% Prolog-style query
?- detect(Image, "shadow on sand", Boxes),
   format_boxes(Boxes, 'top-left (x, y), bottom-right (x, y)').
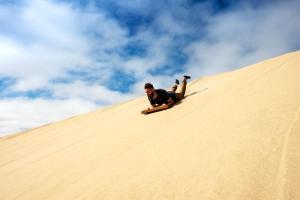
top-left (175, 87), bottom-right (208, 105)
top-left (186, 87), bottom-right (208, 98)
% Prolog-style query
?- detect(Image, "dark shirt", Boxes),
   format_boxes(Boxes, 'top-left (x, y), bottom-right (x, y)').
top-left (148, 89), bottom-right (177, 106)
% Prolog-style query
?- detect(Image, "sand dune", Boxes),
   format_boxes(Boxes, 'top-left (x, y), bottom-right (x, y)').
top-left (0, 51), bottom-right (300, 200)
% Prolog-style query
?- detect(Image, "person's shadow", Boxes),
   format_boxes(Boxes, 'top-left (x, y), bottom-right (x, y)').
top-left (186, 87), bottom-right (208, 97)
top-left (175, 87), bottom-right (208, 105)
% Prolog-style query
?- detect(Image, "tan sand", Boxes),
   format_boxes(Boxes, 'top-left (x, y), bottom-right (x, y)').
top-left (0, 51), bottom-right (299, 200)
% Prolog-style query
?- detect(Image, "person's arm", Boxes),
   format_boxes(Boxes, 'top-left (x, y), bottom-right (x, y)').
top-left (154, 97), bottom-right (174, 110)
top-left (141, 104), bottom-right (169, 114)
top-left (142, 99), bottom-right (170, 114)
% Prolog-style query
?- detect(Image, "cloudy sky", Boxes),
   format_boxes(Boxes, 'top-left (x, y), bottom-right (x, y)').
top-left (0, 0), bottom-right (299, 136)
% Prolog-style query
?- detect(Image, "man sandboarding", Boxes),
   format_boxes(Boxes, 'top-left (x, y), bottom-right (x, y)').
top-left (141, 75), bottom-right (191, 114)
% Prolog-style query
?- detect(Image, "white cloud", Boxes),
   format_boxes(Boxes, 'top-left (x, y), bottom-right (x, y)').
top-left (185, 0), bottom-right (300, 76)
top-left (49, 80), bottom-right (134, 105)
top-left (0, 0), bottom-right (128, 87)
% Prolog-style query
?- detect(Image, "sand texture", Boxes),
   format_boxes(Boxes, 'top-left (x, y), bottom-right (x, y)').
top-left (1, 51), bottom-right (300, 200)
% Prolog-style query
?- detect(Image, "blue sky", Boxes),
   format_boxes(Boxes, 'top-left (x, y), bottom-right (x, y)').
top-left (0, 0), bottom-right (299, 135)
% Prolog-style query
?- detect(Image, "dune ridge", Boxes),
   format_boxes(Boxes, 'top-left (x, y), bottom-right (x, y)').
top-left (0, 51), bottom-right (300, 200)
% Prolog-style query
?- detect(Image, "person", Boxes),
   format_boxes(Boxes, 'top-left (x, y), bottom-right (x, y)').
top-left (144, 75), bottom-right (191, 109)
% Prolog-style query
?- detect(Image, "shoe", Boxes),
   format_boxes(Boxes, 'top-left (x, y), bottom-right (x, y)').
top-left (183, 75), bottom-right (191, 80)
top-left (175, 79), bottom-right (179, 85)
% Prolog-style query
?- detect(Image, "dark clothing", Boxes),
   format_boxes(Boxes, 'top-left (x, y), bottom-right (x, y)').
top-left (148, 89), bottom-right (177, 106)
top-left (168, 91), bottom-right (177, 102)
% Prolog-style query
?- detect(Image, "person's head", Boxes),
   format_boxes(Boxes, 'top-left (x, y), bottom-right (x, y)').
top-left (144, 82), bottom-right (155, 97)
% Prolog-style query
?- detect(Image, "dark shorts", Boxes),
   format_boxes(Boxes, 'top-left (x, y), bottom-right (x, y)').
top-left (168, 91), bottom-right (177, 102)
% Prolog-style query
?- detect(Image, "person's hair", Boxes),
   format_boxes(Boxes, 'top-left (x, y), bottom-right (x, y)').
top-left (144, 82), bottom-right (154, 89)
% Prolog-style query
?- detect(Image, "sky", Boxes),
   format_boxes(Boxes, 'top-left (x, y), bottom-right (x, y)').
top-left (0, 0), bottom-right (299, 136)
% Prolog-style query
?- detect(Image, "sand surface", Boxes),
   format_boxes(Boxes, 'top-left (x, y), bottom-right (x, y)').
top-left (0, 51), bottom-right (300, 200)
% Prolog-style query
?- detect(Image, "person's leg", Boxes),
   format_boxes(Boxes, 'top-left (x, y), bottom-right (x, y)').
top-left (171, 85), bottom-right (177, 92)
top-left (175, 80), bottom-right (186, 101)
top-left (175, 76), bottom-right (190, 101)
top-left (170, 79), bottom-right (179, 92)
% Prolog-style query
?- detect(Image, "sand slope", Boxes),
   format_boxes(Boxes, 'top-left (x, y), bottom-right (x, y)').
top-left (0, 51), bottom-right (300, 200)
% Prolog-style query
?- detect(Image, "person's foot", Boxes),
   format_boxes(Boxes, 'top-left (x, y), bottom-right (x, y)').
top-left (183, 75), bottom-right (191, 80)
top-left (175, 79), bottom-right (179, 85)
